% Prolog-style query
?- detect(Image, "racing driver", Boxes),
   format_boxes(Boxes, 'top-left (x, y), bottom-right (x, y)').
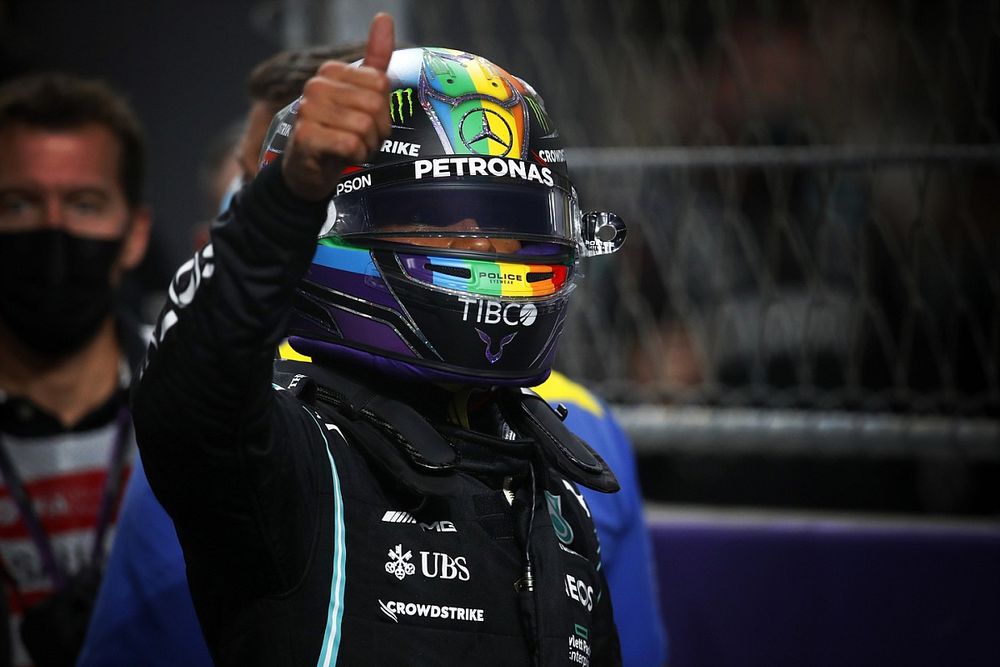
top-left (132, 13), bottom-right (627, 666)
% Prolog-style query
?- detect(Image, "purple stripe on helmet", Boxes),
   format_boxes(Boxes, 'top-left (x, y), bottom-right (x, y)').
top-left (305, 263), bottom-right (400, 311)
top-left (326, 310), bottom-right (417, 357)
top-left (288, 337), bottom-right (552, 387)
top-left (396, 254), bottom-right (436, 283)
top-left (516, 243), bottom-right (565, 256)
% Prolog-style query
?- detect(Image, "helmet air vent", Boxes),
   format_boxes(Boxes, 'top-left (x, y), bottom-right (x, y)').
top-left (425, 262), bottom-right (472, 279)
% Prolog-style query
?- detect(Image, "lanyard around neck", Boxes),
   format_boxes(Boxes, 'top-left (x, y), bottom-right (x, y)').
top-left (0, 405), bottom-right (132, 590)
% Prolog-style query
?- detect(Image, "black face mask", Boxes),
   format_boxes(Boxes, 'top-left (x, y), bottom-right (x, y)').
top-left (0, 229), bottom-right (123, 360)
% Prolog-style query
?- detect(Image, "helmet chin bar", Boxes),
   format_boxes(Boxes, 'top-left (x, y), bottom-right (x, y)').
top-left (288, 336), bottom-right (555, 387)
top-left (579, 211), bottom-right (627, 257)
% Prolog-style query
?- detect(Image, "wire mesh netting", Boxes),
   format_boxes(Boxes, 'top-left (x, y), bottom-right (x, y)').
top-left (563, 155), bottom-right (999, 418)
top-left (407, 0), bottom-right (1000, 429)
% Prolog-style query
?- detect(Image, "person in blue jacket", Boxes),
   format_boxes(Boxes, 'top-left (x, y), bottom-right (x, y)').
top-left (78, 44), bottom-right (667, 667)
top-left (535, 372), bottom-right (668, 667)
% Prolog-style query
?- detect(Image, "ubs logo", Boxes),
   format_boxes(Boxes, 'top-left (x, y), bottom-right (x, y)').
top-left (421, 551), bottom-right (470, 581)
top-left (385, 544), bottom-right (416, 580)
top-left (459, 108), bottom-right (514, 156)
top-left (384, 544), bottom-right (471, 582)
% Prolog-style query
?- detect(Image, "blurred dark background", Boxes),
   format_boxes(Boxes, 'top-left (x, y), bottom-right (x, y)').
top-left (2, 0), bottom-right (997, 517)
top-left (3, 3), bottom-right (997, 664)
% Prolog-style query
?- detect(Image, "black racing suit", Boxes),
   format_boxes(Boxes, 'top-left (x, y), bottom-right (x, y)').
top-left (132, 161), bottom-right (622, 667)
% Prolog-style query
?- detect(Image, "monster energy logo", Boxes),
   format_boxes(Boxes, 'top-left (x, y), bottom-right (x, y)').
top-left (525, 95), bottom-right (554, 133)
top-left (391, 88), bottom-right (415, 123)
top-left (545, 491), bottom-right (575, 545)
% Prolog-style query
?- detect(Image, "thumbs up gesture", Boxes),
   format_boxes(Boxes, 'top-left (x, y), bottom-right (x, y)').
top-left (282, 13), bottom-right (395, 201)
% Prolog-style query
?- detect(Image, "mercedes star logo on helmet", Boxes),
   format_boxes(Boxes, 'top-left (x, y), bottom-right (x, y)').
top-left (459, 108), bottom-right (514, 156)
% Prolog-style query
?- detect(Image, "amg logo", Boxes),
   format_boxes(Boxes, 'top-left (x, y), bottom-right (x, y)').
top-left (381, 511), bottom-right (457, 533)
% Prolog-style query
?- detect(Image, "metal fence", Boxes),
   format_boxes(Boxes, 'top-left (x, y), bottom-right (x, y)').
top-left (313, 0), bottom-right (1000, 461)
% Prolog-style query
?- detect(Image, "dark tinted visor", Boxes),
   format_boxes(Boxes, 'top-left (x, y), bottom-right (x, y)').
top-left (325, 162), bottom-right (578, 245)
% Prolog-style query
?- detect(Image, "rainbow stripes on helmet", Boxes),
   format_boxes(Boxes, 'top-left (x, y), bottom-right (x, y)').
top-left (313, 238), bottom-right (569, 298)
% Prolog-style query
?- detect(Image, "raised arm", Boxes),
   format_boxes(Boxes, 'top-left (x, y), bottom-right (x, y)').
top-left (130, 11), bottom-right (394, 570)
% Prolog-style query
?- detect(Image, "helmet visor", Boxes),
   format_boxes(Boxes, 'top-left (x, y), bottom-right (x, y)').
top-left (324, 160), bottom-right (578, 247)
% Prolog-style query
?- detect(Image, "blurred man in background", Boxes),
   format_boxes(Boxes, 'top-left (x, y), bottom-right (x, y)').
top-left (0, 72), bottom-right (149, 667)
top-left (77, 43), bottom-right (364, 667)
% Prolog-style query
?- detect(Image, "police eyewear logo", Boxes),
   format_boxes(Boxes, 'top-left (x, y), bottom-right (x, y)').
top-left (459, 108), bottom-right (514, 156)
top-left (479, 270), bottom-right (523, 286)
top-left (384, 544), bottom-right (470, 582)
top-left (379, 599), bottom-right (485, 624)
